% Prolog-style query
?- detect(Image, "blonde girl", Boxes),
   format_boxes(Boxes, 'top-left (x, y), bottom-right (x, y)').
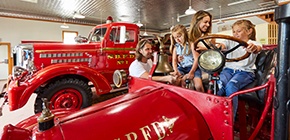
top-left (217, 19), bottom-right (262, 118)
top-left (170, 24), bottom-right (204, 92)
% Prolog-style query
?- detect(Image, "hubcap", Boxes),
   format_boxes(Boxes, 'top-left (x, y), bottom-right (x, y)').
top-left (50, 88), bottom-right (83, 109)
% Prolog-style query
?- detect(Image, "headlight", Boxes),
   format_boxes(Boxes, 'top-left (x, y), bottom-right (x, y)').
top-left (12, 66), bottom-right (28, 80)
top-left (113, 70), bottom-right (127, 88)
top-left (198, 50), bottom-right (225, 73)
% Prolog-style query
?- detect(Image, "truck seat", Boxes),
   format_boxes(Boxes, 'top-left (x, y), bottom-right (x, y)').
top-left (238, 49), bottom-right (277, 104)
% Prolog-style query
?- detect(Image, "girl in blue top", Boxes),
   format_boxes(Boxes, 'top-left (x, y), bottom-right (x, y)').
top-left (170, 24), bottom-right (204, 92)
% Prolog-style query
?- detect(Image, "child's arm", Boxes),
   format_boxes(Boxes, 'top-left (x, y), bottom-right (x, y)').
top-left (187, 43), bottom-right (200, 79)
top-left (171, 47), bottom-right (181, 75)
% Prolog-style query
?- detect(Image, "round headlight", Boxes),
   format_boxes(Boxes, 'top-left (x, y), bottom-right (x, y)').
top-left (113, 70), bottom-right (127, 88)
top-left (198, 50), bottom-right (225, 73)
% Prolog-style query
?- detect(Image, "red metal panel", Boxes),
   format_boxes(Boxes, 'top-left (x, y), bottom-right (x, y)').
top-left (52, 87), bottom-right (212, 140)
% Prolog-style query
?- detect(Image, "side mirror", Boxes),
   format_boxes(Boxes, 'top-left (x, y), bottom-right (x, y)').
top-left (75, 35), bottom-right (88, 43)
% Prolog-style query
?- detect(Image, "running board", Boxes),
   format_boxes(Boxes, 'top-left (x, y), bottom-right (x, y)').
top-left (109, 86), bottom-right (128, 93)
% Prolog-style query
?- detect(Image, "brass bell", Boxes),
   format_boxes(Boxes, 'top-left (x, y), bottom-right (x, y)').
top-left (155, 53), bottom-right (173, 73)
top-left (154, 35), bottom-right (173, 73)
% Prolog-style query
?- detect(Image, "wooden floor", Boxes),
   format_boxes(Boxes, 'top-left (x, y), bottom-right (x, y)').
top-left (0, 79), bottom-right (35, 130)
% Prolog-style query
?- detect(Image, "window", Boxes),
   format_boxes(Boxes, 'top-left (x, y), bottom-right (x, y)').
top-left (110, 27), bottom-right (135, 43)
top-left (90, 28), bottom-right (107, 42)
top-left (125, 30), bottom-right (135, 42)
top-left (62, 31), bottom-right (78, 44)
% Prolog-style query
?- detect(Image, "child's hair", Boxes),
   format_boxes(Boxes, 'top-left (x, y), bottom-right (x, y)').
top-left (188, 10), bottom-right (212, 43)
top-left (232, 19), bottom-right (256, 41)
top-left (170, 24), bottom-right (191, 55)
top-left (135, 39), bottom-right (152, 61)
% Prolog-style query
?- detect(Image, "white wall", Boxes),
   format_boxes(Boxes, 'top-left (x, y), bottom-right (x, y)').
top-left (256, 23), bottom-right (269, 44)
top-left (213, 19), bottom-right (269, 45)
top-left (0, 17), bottom-right (95, 78)
top-left (0, 17), bottom-right (94, 48)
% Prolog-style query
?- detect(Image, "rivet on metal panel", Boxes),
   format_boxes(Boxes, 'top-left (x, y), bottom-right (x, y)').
top-left (224, 120), bottom-right (229, 125)
top-left (214, 98), bottom-right (219, 104)
top-left (223, 110), bottom-right (229, 115)
top-left (206, 96), bottom-right (212, 102)
top-left (224, 101), bottom-right (228, 106)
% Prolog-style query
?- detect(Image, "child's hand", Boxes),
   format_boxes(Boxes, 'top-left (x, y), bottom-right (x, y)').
top-left (170, 71), bottom-right (180, 76)
top-left (184, 73), bottom-right (195, 80)
top-left (177, 55), bottom-right (184, 63)
top-left (246, 43), bottom-right (260, 53)
top-left (167, 75), bottom-right (177, 84)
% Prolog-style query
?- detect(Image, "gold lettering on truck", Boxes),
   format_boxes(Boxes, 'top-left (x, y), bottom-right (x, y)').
top-left (117, 60), bottom-right (129, 65)
top-left (115, 54), bottom-right (121, 59)
top-left (108, 54), bottom-right (114, 59)
top-left (151, 122), bottom-right (166, 139)
top-left (140, 125), bottom-right (152, 140)
top-left (107, 54), bottom-right (135, 59)
top-left (125, 132), bottom-right (137, 140)
top-left (107, 54), bottom-right (135, 65)
top-left (115, 116), bottom-right (176, 140)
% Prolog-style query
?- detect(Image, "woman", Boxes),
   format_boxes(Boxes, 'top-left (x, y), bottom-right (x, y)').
top-left (174, 10), bottom-right (213, 91)
top-left (188, 10), bottom-right (213, 51)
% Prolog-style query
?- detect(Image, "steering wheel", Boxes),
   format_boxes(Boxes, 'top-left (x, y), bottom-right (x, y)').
top-left (193, 34), bottom-right (250, 62)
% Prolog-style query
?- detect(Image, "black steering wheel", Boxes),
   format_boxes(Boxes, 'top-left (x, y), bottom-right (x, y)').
top-left (193, 34), bottom-right (250, 62)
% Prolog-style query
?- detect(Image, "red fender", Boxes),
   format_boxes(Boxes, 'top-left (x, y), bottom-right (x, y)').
top-left (1, 124), bottom-right (32, 140)
top-left (8, 64), bottom-right (111, 111)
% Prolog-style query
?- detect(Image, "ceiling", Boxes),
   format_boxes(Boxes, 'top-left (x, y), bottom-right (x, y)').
top-left (0, 0), bottom-right (277, 32)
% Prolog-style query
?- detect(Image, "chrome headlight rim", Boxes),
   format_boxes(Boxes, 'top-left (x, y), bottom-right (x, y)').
top-left (198, 50), bottom-right (225, 74)
top-left (113, 70), bottom-right (127, 88)
top-left (12, 66), bottom-right (28, 80)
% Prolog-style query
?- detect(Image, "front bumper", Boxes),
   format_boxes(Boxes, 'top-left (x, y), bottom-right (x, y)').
top-left (0, 75), bottom-right (29, 112)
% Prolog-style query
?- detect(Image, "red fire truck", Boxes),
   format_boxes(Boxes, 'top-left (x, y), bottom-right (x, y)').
top-left (0, 33), bottom-right (278, 139)
top-left (1, 2), bottom-right (290, 140)
top-left (0, 21), bottom-right (139, 113)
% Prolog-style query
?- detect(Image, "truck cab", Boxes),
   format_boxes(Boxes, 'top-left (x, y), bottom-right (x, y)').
top-left (1, 21), bottom-right (139, 113)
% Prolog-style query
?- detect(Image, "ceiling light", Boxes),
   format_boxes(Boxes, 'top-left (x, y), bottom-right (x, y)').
top-left (60, 23), bottom-right (69, 28)
top-left (136, 9), bottom-right (143, 27)
top-left (177, 14), bottom-right (180, 22)
top-left (258, 1), bottom-right (276, 7)
top-left (185, 0), bottom-right (196, 15)
top-left (185, 6), bottom-right (196, 15)
top-left (143, 24), bottom-right (148, 36)
top-left (228, 0), bottom-right (252, 6)
top-left (205, 8), bottom-right (213, 11)
top-left (73, 12), bottom-right (85, 19)
top-left (21, 0), bottom-right (38, 3)
top-left (217, 6), bottom-right (224, 25)
top-left (136, 20), bottom-right (143, 27)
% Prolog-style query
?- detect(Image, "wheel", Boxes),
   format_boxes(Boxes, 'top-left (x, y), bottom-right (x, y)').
top-left (34, 78), bottom-right (92, 113)
top-left (194, 34), bottom-right (250, 62)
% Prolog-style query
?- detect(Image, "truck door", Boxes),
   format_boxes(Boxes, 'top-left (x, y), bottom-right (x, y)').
top-left (104, 26), bottom-right (136, 82)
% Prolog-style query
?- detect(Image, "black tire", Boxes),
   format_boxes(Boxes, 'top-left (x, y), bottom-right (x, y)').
top-left (34, 78), bottom-right (92, 113)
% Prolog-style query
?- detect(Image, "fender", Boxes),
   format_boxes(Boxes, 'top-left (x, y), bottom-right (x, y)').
top-left (15, 64), bottom-right (111, 110)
